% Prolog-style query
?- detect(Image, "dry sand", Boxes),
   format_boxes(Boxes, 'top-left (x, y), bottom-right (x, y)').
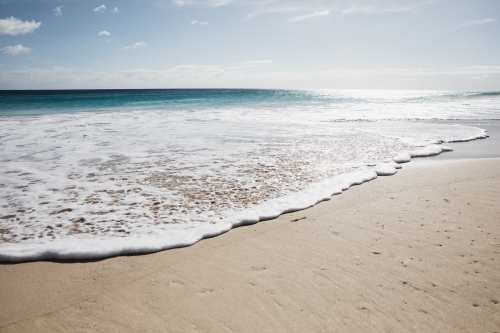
top-left (1, 158), bottom-right (499, 332)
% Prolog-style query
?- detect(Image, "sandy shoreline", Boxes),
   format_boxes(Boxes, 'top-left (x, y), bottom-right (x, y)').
top-left (1, 158), bottom-right (499, 332)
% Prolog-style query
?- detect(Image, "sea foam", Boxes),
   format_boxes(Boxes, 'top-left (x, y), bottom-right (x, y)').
top-left (0, 90), bottom-right (494, 262)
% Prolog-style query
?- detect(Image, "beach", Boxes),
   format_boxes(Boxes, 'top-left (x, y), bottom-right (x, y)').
top-left (1, 156), bottom-right (499, 332)
top-left (1, 0), bottom-right (499, 330)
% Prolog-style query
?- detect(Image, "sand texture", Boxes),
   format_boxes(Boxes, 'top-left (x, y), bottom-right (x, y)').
top-left (1, 158), bottom-right (499, 332)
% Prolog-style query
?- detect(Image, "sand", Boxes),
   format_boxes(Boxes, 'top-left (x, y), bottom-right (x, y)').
top-left (1, 158), bottom-right (499, 332)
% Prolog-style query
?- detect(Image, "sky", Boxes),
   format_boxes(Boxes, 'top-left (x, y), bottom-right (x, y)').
top-left (0, 0), bottom-right (499, 90)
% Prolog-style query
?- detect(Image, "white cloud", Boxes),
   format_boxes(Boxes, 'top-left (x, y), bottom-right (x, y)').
top-left (0, 17), bottom-right (41, 35)
top-left (2, 65), bottom-right (500, 90)
top-left (54, 6), bottom-right (64, 16)
top-left (173, 0), bottom-right (232, 7)
top-left (98, 30), bottom-right (110, 36)
top-left (111, 7), bottom-right (119, 13)
top-left (384, 7), bottom-right (414, 13)
top-left (174, 0), bottom-right (193, 5)
top-left (339, 4), bottom-right (413, 16)
top-left (456, 19), bottom-right (497, 28)
top-left (93, 5), bottom-right (107, 12)
top-left (143, 64), bottom-right (491, 90)
top-left (208, 0), bottom-right (232, 6)
top-left (191, 20), bottom-right (209, 25)
top-left (287, 10), bottom-right (329, 23)
top-left (246, 5), bottom-right (302, 20)
top-left (230, 60), bottom-right (274, 69)
top-left (124, 42), bottom-right (147, 50)
top-left (238, 60), bottom-right (274, 65)
top-left (469, 74), bottom-right (490, 80)
top-left (1, 44), bottom-right (32, 56)
top-left (340, 4), bottom-right (376, 16)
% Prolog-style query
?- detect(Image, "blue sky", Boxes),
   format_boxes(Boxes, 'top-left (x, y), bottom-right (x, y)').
top-left (0, 0), bottom-right (499, 89)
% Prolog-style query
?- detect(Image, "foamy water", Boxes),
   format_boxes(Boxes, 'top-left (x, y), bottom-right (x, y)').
top-left (0, 90), bottom-right (496, 261)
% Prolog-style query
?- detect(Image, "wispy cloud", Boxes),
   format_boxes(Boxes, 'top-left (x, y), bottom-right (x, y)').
top-left (54, 6), bottom-right (64, 16)
top-left (208, 0), bottom-right (232, 6)
top-left (173, 0), bottom-right (232, 7)
top-left (237, 60), bottom-right (274, 65)
top-left (3, 65), bottom-right (500, 90)
top-left (456, 18), bottom-right (496, 28)
top-left (246, 5), bottom-right (302, 20)
top-left (191, 20), bottom-right (209, 25)
top-left (110, 7), bottom-right (119, 13)
top-left (93, 4), bottom-right (107, 12)
top-left (1, 44), bottom-right (32, 56)
top-left (287, 10), bottom-right (329, 23)
top-left (173, 0), bottom-right (193, 5)
top-left (124, 42), bottom-right (147, 50)
top-left (385, 7), bottom-right (414, 13)
top-left (229, 59), bottom-right (274, 69)
top-left (340, 4), bottom-right (414, 16)
top-left (98, 30), bottom-right (110, 36)
top-left (0, 17), bottom-right (41, 35)
top-left (340, 4), bottom-right (376, 16)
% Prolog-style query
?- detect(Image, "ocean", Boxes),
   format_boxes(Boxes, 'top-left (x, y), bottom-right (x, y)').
top-left (0, 89), bottom-right (498, 262)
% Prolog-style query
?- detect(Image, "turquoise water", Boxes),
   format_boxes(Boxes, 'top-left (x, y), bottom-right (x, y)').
top-left (1, 89), bottom-right (499, 116)
top-left (1, 89), bottom-right (312, 115)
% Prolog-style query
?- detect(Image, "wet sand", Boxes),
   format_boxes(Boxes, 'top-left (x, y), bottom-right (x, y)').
top-left (432, 119), bottom-right (500, 160)
top-left (1, 158), bottom-right (499, 332)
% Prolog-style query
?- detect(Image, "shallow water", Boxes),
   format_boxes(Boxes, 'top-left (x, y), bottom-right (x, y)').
top-left (0, 89), bottom-right (498, 261)
top-left (427, 120), bottom-right (500, 160)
